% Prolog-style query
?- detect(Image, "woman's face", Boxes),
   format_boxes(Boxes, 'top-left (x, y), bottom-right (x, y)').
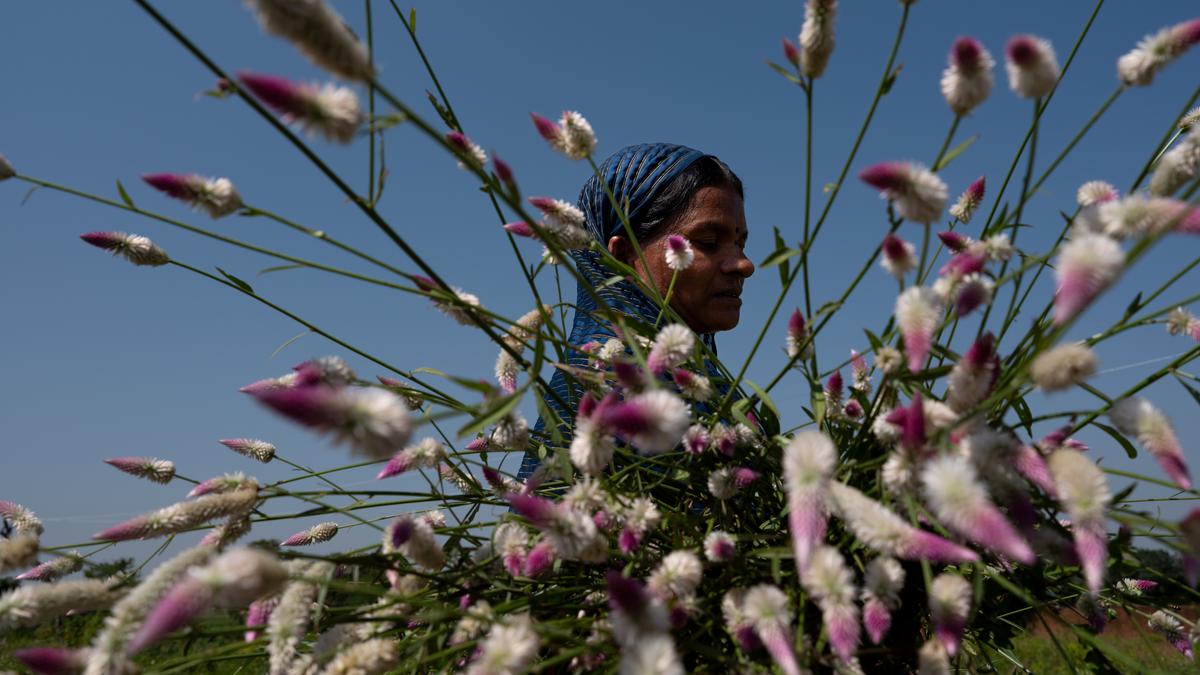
top-left (610, 185), bottom-right (755, 334)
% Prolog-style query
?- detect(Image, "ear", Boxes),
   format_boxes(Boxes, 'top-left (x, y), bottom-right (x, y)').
top-left (607, 235), bottom-right (631, 264)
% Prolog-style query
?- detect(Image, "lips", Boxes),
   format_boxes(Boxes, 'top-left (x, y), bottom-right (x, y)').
top-left (713, 289), bottom-right (743, 302)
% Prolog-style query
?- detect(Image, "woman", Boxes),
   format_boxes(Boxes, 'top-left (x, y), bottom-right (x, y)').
top-left (518, 143), bottom-right (755, 479)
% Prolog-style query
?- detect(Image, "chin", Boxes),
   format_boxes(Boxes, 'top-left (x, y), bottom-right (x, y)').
top-left (699, 312), bottom-right (740, 333)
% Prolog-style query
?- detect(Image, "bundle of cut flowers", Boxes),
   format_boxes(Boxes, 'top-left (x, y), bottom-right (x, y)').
top-left (4, 1), bottom-right (1200, 673)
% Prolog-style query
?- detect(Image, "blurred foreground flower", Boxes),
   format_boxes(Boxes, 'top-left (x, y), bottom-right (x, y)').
top-left (860, 161), bottom-right (948, 224)
top-left (1117, 17), bottom-right (1200, 86)
top-left (141, 173), bottom-right (242, 218)
top-left (244, 0), bottom-right (374, 81)
top-left (239, 72), bottom-right (362, 143)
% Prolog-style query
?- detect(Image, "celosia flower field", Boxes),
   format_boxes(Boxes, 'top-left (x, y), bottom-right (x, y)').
top-left (3, 1), bottom-right (1200, 673)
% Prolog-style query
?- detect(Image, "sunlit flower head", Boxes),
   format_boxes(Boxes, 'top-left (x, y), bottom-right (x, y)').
top-left (1048, 449), bottom-right (1111, 593)
top-left (799, 0), bottom-right (838, 78)
top-left (828, 482), bottom-right (979, 564)
top-left (1117, 18), bottom-right (1200, 86)
top-left (948, 176), bottom-right (986, 223)
top-left (786, 309), bottom-right (814, 361)
top-left (93, 485), bottom-right (258, 542)
top-left (664, 234), bottom-right (695, 272)
top-left (647, 323), bottom-right (695, 376)
top-left (861, 557), bottom-right (904, 644)
top-left (742, 584), bottom-right (802, 675)
top-left (445, 131), bottom-right (487, 170)
top-left (1147, 610), bottom-right (1195, 660)
top-left (467, 613), bottom-right (539, 675)
top-left (941, 38), bottom-right (995, 115)
top-left (859, 161), bottom-right (948, 224)
top-left (1030, 342), bottom-right (1098, 392)
top-left (648, 550), bottom-right (703, 601)
top-left (1005, 34), bottom-right (1059, 99)
top-left (704, 531), bottom-right (736, 562)
top-left (602, 389), bottom-right (690, 455)
top-left (248, 384), bottom-right (411, 460)
top-left (15, 552), bottom-right (83, 583)
top-left (413, 275), bottom-right (483, 326)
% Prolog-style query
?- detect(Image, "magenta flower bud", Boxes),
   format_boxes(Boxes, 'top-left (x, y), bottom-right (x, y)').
top-left (785, 308), bottom-right (813, 360)
top-left (244, 597), bottom-right (276, 642)
top-left (611, 359), bottom-right (644, 390)
top-left (389, 517), bottom-right (413, 549)
top-left (938, 231), bottom-right (969, 252)
top-left (445, 131), bottom-right (470, 151)
top-left (881, 233), bottom-right (917, 278)
top-left (941, 250), bottom-right (986, 278)
top-left (141, 173), bottom-right (242, 219)
top-left (507, 493), bottom-right (558, 529)
top-left (619, 526), bottom-right (642, 555)
top-left (826, 604), bottom-right (860, 663)
top-left (1014, 445), bottom-right (1058, 497)
top-left (530, 112), bottom-right (562, 142)
top-left (782, 37), bottom-right (800, 66)
top-left (952, 36), bottom-right (983, 68)
top-left (733, 467), bottom-right (762, 488)
top-left (459, 593), bottom-right (474, 610)
top-left (843, 399), bottom-right (864, 419)
top-left (523, 540), bottom-right (556, 577)
top-left (503, 220), bottom-right (536, 238)
top-left (890, 395), bottom-right (926, 452)
top-left (13, 647), bottom-right (88, 675)
top-left (826, 371), bottom-right (843, 399)
top-left (492, 155), bottom-right (515, 186)
top-left (237, 72), bottom-right (361, 144)
top-left (502, 549), bottom-right (525, 577)
top-left (482, 467), bottom-right (513, 495)
top-left (464, 437), bottom-right (490, 452)
top-left (281, 522), bottom-right (338, 547)
top-left (735, 625), bottom-right (764, 652)
top-left (129, 578), bottom-right (214, 653)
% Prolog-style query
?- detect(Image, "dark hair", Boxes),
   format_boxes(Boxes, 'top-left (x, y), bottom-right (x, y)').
top-left (631, 155), bottom-right (743, 242)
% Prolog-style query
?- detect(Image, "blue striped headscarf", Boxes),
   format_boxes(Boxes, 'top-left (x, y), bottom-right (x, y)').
top-left (517, 143), bottom-right (720, 479)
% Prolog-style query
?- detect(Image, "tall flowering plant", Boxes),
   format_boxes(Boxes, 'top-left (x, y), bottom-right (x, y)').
top-left (3, 1), bottom-right (1200, 673)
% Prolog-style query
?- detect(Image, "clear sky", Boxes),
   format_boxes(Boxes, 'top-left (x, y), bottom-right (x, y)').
top-left (2, 1), bottom-right (1198, 560)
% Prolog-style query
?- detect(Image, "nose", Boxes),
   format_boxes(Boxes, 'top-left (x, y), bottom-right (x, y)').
top-left (723, 250), bottom-right (755, 278)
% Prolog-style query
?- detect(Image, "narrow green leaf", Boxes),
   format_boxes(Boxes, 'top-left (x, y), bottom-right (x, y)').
top-left (822, 182), bottom-right (838, 193)
top-left (863, 329), bottom-right (883, 353)
top-left (1092, 421), bottom-right (1138, 459)
top-left (458, 393), bottom-right (521, 437)
top-left (1011, 397), bottom-right (1034, 436)
top-left (744, 380), bottom-right (781, 436)
top-left (257, 264), bottom-right (304, 277)
top-left (216, 267), bottom-right (254, 294)
top-left (1175, 374), bottom-right (1200, 409)
top-left (811, 390), bottom-right (827, 427)
top-left (765, 61), bottom-right (802, 85)
top-left (879, 64), bottom-right (903, 95)
top-left (772, 226), bottom-right (790, 288)
top-left (408, 6), bottom-right (416, 31)
top-left (270, 330), bottom-right (310, 359)
top-left (116, 180), bottom-right (135, 208)
top-left (934, 133), bottom-right (980, 171)
top-left (759, 247), bottom-right (801, 270)
top-left (1122, 292), bottom-right (1143, 319)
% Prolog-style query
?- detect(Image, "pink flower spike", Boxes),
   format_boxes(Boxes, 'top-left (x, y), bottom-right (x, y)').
top-left (281, 521), bottom-right (338, 547)
top-left (929, 574), bottom-right (971, 657)
top-left (502, 220), bottom-right (535, 238)
top-left (863, 598), bottom-right (891, 645)
top-left (1014, 445), bottom-right (1058, 497)
top-left (507, 493), bottom-right (558, 529)
top-left (244, 597), bottom-right (276, 643)
top-left (237, 72), bottom-right (361, 144)
top-left (13, 647), bottom-right (88, 675)
top-left (896, 287), bottom-right (944, 372)
top-left (922, 455), bottom-right (1034, 564)
top-left (619, 526), bottom-right (642, 555)
top-left (80, 231), bottom-right (170, 267)
top-left (843, 399), bottom-right (864, 419)
top-left (1054, 234), bottom-right (1124, 324)
top-left (825, 604), bottom-right (860, 663)
top-left (782, 38), bottom-right (800, 66)
top-left (523, 540), bottom-right (556, 578)
top-left (219, 438), bottom-right (276, 463)
top-left (880, 233), bottom-right (917, 278)
top-left (104, 456), bottom-right (176, 484)
top-left (1006, 34), bottom-right (1059, 99)
top-left (1110, 397), bottom-right (1192, 490)
top-left (129, 578), bottom-right (214, 653)
top-left (734, 467), bottom-right (762, 488)
top-left (782, 432), bottom-right (836, 572)
top-left (141, 173), bottom-right (242, 219)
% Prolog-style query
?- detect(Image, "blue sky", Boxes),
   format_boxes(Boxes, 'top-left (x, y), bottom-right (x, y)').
top-left (2, 1), bottom-right (1198, 559)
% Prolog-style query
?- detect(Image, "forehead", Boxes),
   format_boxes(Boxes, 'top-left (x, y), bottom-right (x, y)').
top-left (673, 186), bottom-right (747, 235)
